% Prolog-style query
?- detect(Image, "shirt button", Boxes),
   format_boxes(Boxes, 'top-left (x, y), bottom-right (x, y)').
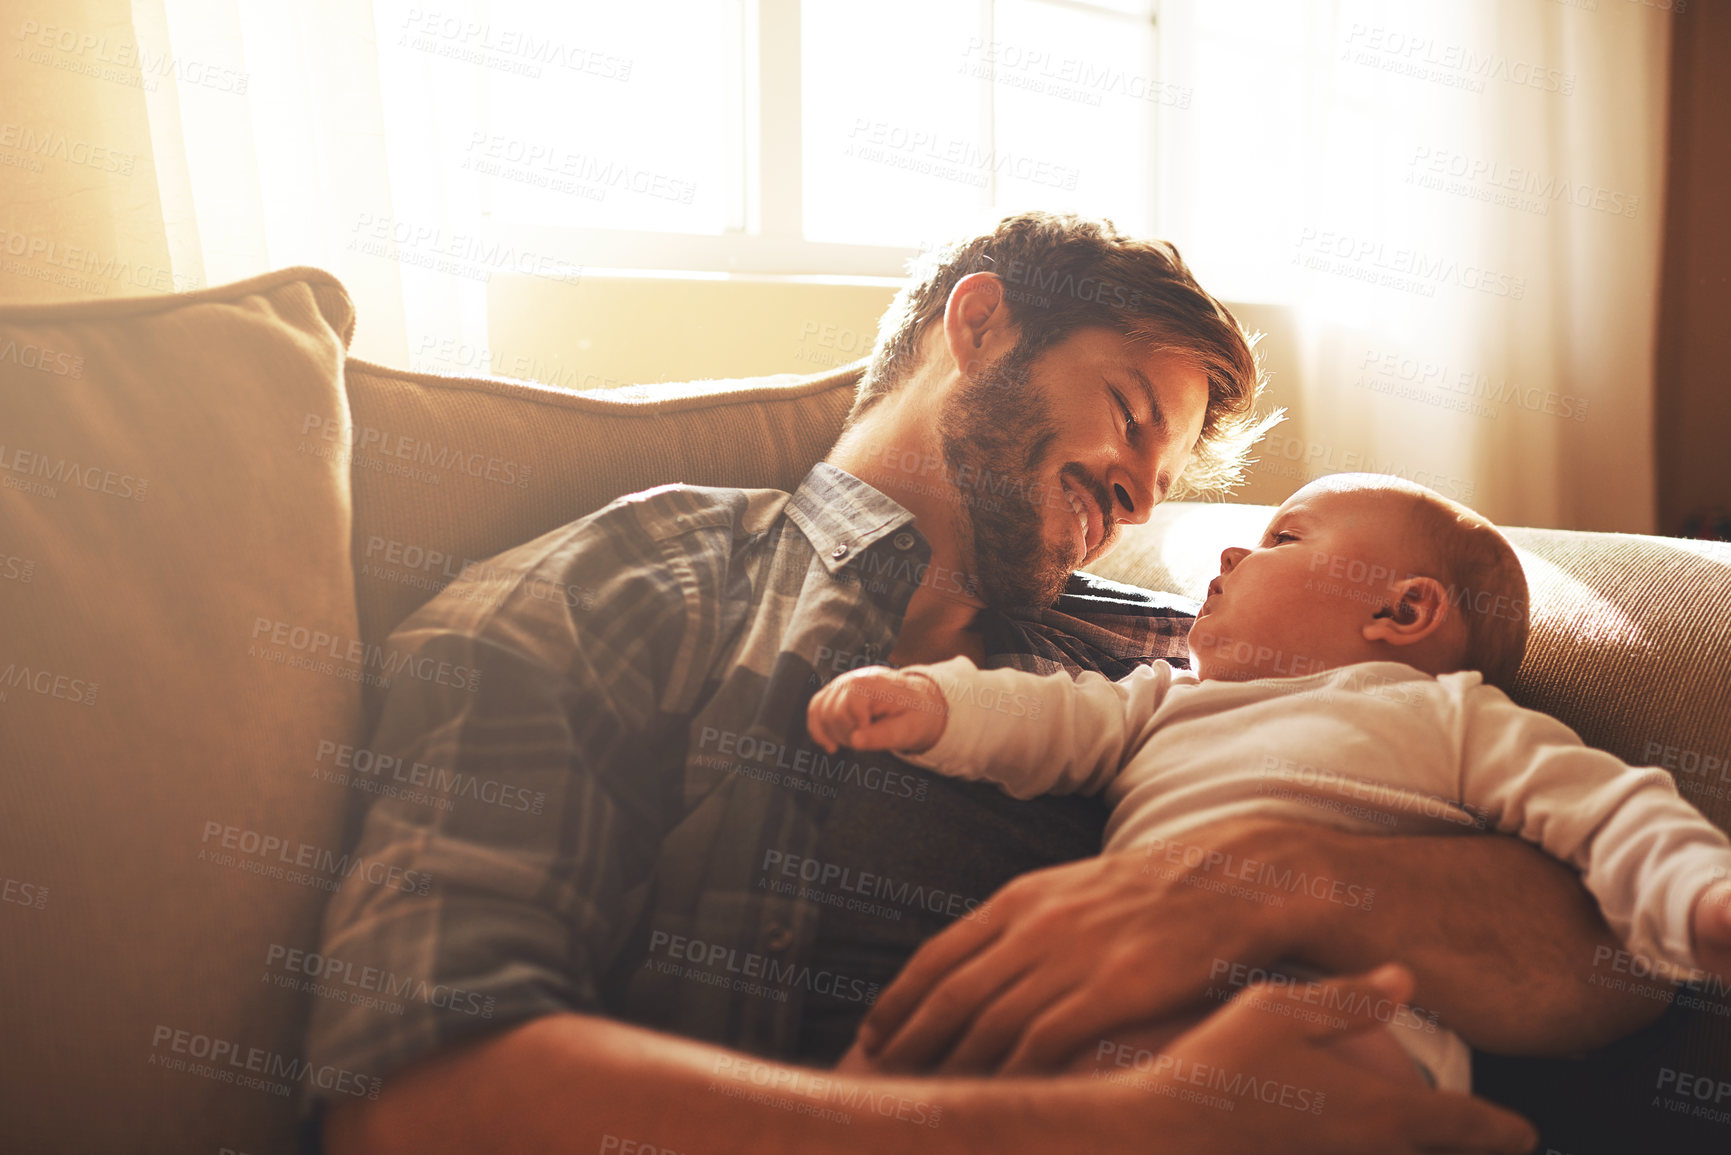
top-left (831, 544), bottom-right (849, 560)
top-left (892, 531), bottom-right (916, 551)
top-left (766, 924), bottom-right (795, 952)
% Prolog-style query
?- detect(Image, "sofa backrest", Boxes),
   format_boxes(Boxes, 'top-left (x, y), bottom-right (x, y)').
top-left (342, 357), bottom-right (862, 725)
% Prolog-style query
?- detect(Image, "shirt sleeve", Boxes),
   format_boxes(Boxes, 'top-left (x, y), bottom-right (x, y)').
top-left (897, 655), bottom-right (1178, 801)
top-left (1457, 681), bottom-right (1731, 970)
top-left (301, 497), bottom-right (702, 1106)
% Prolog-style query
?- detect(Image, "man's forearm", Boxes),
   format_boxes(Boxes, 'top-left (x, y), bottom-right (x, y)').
top-left (1266, 823), bottom-right (1668, 1054)
top-left (324, 1013), bottom-right (1168, 1155)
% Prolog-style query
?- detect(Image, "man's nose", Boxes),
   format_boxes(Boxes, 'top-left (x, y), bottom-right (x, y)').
top-left (1219, 546), bottom-right (1250, 574)
top-left (1106, 468), bottom-right (1156, 526)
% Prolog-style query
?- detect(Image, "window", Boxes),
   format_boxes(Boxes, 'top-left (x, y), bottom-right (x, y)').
top-left (372, 0), bottom-right (1163, 278)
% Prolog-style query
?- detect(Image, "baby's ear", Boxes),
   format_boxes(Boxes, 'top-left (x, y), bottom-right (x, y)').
top-left (1362, 576), bottom-right (1450, 647)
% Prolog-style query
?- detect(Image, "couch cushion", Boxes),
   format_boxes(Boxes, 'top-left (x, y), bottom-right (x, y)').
top-left (0, 268), bottom-right (364, 1155)
top-left (342, 357), bottom-right (863, 721)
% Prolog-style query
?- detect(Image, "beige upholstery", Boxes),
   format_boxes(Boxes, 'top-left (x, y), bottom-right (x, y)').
top-left (343, 357), bottom-right (863, 723)
top-left (1, 268), bottom-right (1726, 1152)
top-left (0, 269), bottom-right (363, 1154)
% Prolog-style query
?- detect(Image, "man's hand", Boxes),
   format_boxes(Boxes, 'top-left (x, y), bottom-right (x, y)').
top-left (857, 827), bottom-right (1302, 1074)
top-left (859, 813), bottom-right (1669, 1073)
top-left (1132, 964), bottom-right (1537, 1155)
top-left (807, 666), bottom-right (948, 754)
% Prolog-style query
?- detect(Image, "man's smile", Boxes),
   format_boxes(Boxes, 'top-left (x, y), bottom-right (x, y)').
top-left (1061, 475), bottom-right (1105, 560)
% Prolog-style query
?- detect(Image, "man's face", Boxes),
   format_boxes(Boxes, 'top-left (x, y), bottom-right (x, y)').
top-left (939, 326), bottom-right (1209, 611)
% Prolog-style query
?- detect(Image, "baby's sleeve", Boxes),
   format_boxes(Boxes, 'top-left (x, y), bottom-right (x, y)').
top-left (1457, 683), bottom-right (1731, 970)
top-left (897, 656), bottom-right (1178, 801)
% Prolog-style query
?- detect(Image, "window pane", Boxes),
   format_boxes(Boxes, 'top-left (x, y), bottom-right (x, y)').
top-left (377, 0), bottom-right (743, 236)
top-left (803, 0), bottom-right (1158, 249)
top-left (1077, 0), bottom-right (1157, 15)
top-left (988, 0), bottom-right (1157, 234)
top-left (1157, 0), bottom-right (1327, 303)
top-left (801, 0), bottom-right (990, 248)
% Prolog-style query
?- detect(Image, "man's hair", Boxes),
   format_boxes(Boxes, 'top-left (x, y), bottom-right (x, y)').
top-left (1405, 493), bottom-right (1530, 691)
top-left (845, 212), bottom-right (1278, 497)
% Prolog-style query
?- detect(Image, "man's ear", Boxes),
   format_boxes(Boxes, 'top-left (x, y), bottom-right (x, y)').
top-left (943, 272), bottom-right (1018, 377)
top-left (1362, 577), bottom-right (1451, 647)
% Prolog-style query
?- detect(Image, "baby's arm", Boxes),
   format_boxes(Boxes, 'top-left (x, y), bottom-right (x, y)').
top-left (806, 656), bottom-right (1180, 800)
top-left (1456, 683), bottom-right (1731, 976)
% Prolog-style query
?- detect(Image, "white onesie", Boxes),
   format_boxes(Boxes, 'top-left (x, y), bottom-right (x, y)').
top-left (896, 657), bottom-right (1731, 1091)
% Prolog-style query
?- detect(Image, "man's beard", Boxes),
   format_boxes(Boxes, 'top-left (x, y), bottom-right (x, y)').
top-left (938, 347), bottom-right (1076, 613)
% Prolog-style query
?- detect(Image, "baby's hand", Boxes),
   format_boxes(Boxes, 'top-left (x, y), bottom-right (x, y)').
top-left (806, 666), bottom-right (948, 755)
top-left (1692, 874), bottom-right (1731, 979)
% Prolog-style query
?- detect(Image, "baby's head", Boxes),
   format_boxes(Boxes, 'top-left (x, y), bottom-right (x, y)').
top-left (1188, 473), bottom-right (1528, 688)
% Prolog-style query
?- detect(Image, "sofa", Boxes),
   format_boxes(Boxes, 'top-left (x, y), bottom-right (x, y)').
top-left (2, 268), bottom-right (1727, 1154)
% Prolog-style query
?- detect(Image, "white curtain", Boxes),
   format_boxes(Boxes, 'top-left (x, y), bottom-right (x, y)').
top-left (1157, 0), bottom-right (1670, 533)
top-left (126, 0), bottom-right (496, 368)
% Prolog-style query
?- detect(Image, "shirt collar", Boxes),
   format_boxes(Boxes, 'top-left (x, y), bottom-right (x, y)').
top-left (786, 462), bottom-right (922, 575)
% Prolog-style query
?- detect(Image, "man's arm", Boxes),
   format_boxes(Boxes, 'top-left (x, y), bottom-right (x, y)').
top-left (858, 817), bottom-right (1667, 1075)
top-left (1279, 821), bottom-right (1671, 1054)
top-left (324, 972), bottom-right (1540, 1155)
top-left (302, 499), bottom-right (705, 1119)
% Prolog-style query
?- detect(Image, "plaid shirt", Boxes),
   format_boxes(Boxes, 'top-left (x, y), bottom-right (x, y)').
top-left (303, 462), bottom-right (1194, 1104)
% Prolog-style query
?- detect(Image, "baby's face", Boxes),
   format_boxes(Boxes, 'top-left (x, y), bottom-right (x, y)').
top-left (1187, 483), bottom-right (1428, 681)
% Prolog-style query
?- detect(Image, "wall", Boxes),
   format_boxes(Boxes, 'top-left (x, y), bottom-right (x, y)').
top-left (1655, 2), bottom-right (1731, 538)
top-left (480, 273), bottom-right (897, 389)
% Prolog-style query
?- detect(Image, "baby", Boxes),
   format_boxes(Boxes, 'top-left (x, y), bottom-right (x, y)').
top-left (807, 472), bottom-right (1731, 1091)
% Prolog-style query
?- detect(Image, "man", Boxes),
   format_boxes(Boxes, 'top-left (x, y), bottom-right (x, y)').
top-left (307, 213), bottom-right (1656, 1153)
